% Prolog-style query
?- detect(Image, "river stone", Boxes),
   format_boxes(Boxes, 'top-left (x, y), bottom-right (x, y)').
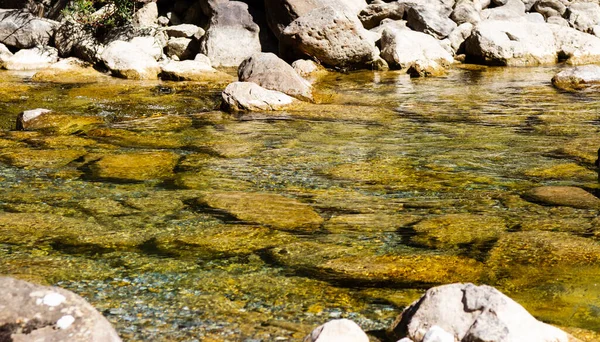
top-left (132, 1), bottom-right (158, 28)
top-left (32, 57), bottom-right (108, 83)
top-left (524, 162), bottom-right (596, 180)
top-left (200, 191), bottom-right (323, 230)
top-left (200, 1), bottom-right (261, 68)
top-left (481, 0), bottom-right (526, 21)
top-left (281, 6), bottom-right (379, 69)
top-left (292, 59), bottom-right (322, 78)
top-left (406, 4), bottom-right (457, 39)
top-left (165, 37), bottom-right (198, 60)
top-left (551, 25), bottom-right (600, 65)
top-left (238, 53), bottom-right (313, 101)
top-left (359, 1), bottom-right (406, 29)
top-left (100, 40), bottom-right (160, 79)
top-left (534, 0), bottom-right (567, 19)
top-left (389, 283), bottom-right (576, 342)
top-left (451, 0), bottom-right (482, 25)
top-left (0, 148), bottom-right (86, 169)
top-left (160, 60), bottom-right (234, 82)
top-left (448, 22), bottom-right (474, 52)
top-left (130, 36), bottom-right (163, 61)
top-left (380, 25), bottom-right (453, 75)
top-left (0, 9), bottom-right (58, 49)
top-left (411, 213), bottom-right (506, 250)
top-left (304, 319), bottom-right (369, 342)
top-left (87, 151), bottom-right (180, 182)
top-left (566, 2), bottom-right (600, 33)
top-left (522, 186), bottom-right (600, 209)
top-left (3, 46), bottom-right (59, 70)
top-left (465, 20), bottom-right (556, 66)
top-left (0, 277), bottom-right (121, 342)
top-left (17, 109), bottom-right (103, 134)
top-left (221, 82), bottom-right (298, 112)
top-left (164, 24), bottom-right (204, 38)
top-left (0, 42), bottom-right (12, 66)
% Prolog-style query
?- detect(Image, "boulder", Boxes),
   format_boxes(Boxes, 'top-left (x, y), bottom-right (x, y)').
top-left (533, 0), bottom-right (567, 19)
top-left (165, 37), bottom-right (198, 60)
top-left (551, 24), bottom-right (600, 65)
top-left (281, 6), bottom-right (380, 69)
top-left (465, 20), bottom-right (556, 66)
top-left (221, 82), bottom-right (298, 112)
top-left (100, 40), bottom-right (160, 79)
top-left (16, 108), bottom-right (103, 134)
top-left (380, 25), bottom-right (453, 75)
top-left (448, 22), bottom-right (473, 52)
top-left (87, 151), bottom-right (180, 182)
top-left (389, 283), bottom-right (576, 342)
top-left (304, 319), bottom-right (369, 342)
top-left (16, 108), bottom-right (52, 130)
top-left (238, 52), bottom-right (313, 101)
top-left (450, 0), bottom-right (482, 25)
top-left (552, 65), bottom-right (600, 91)
top-left (547, 16), bottom-right (569, 27)
top-left (2, 46), bottom-right (58, 70)
top-left (481, 0), bottom-right (526, 21)
top-left (406, 4), bottom-right (457, 39)
top-left (31, 57), bottom-right (108, 83)
top-left (132, 1), bottom-right (158, 28)
top-left (0, 9), bottom-right (58, 49)
top-left (292, 59), bottom-right (324, 78)
top-left (566, 2), bottom-right (600, 33)
top-left (200, 1), bottom-right (261, 68)
top-left (159, 60), bottom-right (234, 82)
top-left (522, 186), bottom-right (600, 210)
top-left (130, 36), bottom-right (163, 60)
top-left (164, 24), bottom-right (204, 39)
top-left (0, 277), bottom-right (121, 342)
top-left (54, 20), bottom-right (103, 63)
top-left (358, 1), bottom-right (406, 29)
top-left (0, 42), bottom-right (13, 67)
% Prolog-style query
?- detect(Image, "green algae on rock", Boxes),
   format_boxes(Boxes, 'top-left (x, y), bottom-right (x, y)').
top-left (86, 151), bottom-right (180, 182)
top-left (524, 163), bottom-right (597, 181)
top-left (410, 214), bottom-right (507, 250)
top-left (31, 58), bottom-right (110, 83)
top-left (0, 148), bottom-right (86, 169)
top-left (199, 192), bottom-right (324, 231)
top-left (18, 112), bottom-right (104, 134)
top-left (522, 186), bottom-right (600, 210)
top-left (85, 128), bottom-right (186, 149)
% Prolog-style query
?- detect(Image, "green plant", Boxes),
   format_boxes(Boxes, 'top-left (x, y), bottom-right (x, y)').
top-left (63, 0), bottom-right (135, 30)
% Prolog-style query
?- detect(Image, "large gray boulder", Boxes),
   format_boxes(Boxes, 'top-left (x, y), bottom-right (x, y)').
top-left (389, 283), bottom-right (577, 342)
top-left (132, 1), bottom-right (158, 28)
top-left (2, 46), bottom-right (58, 70)
top-left (465, 20), bottom-right (557, 66)
top-left (238, 52), bottom-right (313, 101)
top-left (200, 1), bottom-right (261, 68)
top-left (165, 37), bottom-right (198, 60)
top-left (551, 24), bottom-right (600, 65)
top-left (406, 4), bottom-right (457, 39)
top-left (450, 0), bottom-right (482, 25)
top-left (0, 9), bottom-right (58, 49)
top-left (566, 2), bottom-right (600, 34)
top-left (281, 6), bottom-right (380, 69)
top-left (304, 319), bottom-right (369, 342)
top-left (100, 40), bottom-right (160, 79)
top-left (380, 25), bottom-right (454, 75)
top-left (0, 277), bottom-right (121, 342)
top-left (221, 81), bottom-right (298, 112)
top-left (358, 1), bottom-right (406, 29)
top-left (552, 65), bottom-right (600, 91)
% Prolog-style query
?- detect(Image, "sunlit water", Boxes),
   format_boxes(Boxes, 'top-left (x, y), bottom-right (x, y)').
top-left (0, 66), bottom-right (599, 341)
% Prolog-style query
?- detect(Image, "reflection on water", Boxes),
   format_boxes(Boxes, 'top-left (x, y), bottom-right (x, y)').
top-left (0, 66), bottom-right (599, 341)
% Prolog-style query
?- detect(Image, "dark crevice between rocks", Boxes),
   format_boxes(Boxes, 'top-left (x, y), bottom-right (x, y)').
top-left (183, 199), bottom-right (247, 224)
top-left (0, 319), bottom-right (54, 342)
top-left (50, 240), bottom-right (115, 256)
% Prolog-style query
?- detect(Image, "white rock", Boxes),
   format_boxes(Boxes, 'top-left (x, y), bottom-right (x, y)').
top-left (304, 319), bottom-right (369, 342)
top-left (164, 24), bottom-right (204, 38)
top-left (100, 40), bottom-right (160, 79)
top-left (130, 36), bottom-right (163, 61)
top-left (160, 60), bottom-right (231, 81)
top-left (56, 315), bottom-right (75, 329)
top-left (551, 24), bottom-right (600, 65)
top-left (423, 326), bottom-right (455, 342)
top-left (221, 82), bottom-right (297, 112)
top-left (132, 2), bottom-right (158, 27)
top-left (42, 292), bottom-right (66, 307)
top-left (3, 47), bottom-right (59, 70)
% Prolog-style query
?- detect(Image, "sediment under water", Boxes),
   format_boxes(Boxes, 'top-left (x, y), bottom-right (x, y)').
top-left (0, 66), bottom-right (599, 341)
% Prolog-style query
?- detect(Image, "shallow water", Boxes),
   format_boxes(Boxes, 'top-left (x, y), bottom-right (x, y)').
top-left (0, 66), bottom-right (599, 341)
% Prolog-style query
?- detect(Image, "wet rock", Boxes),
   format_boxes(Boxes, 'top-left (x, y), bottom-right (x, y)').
top-left (132, 1), bottom-right (158, 28)
top-left (522, 186), bottom-right (600, 210)
top-left (85, 128), bottom-right (185, 149)
top-left (304, 319), bottom-right (369, 342)
top-left (406, 4), bottom-right (457, 39)
top-left (281, 6), bottom-right (380, 69)
top-left (292, 59), bottom-right (323, 78)
top-left (238, 53), bottom-right (313, 101)
top-left (551, 25), bottom-right (600, 65)
top-left (524, 162), bottom-right (597, 180)
top-left (0, 148), bottom-right (86, 169)
top-left (0, 9), bottom-right (58, 49)
top-left (359, 1), bottom-right (406, 29)
top-left (165, 37), bottom-right (198, 60)
top-left (411, 213), bottom-right (506, 250)
top-left (2, 46), bottom-right (59, 70)
top-left (200, 1), bottom-right (261, 68)
top-left (164, 24), bottom-right (204, 39)
top-left (566, 2), bottom-right (600, 34)
top-left (100, 40), bottom-right (160, 79)
top-left (31, 57), bottom-right (109, 83)
top-left (87, 151), bottom-right (180, 182)
top-left (200, 191), bottom-right (323, 230)
top-left (160, 60), bottom-right (234, 82)
top-left (465, 20), bottom-right (556, 66)
top-left (389, 283), bottom-right (576, 342)
top-left (221, 82), bottom-right (298, 112)
top-left (380, 25), bottom-right (453, 75)
top-left (17, 109), bottom-right (103, 134)
top-left (0, 277), bottom-right (121, 342)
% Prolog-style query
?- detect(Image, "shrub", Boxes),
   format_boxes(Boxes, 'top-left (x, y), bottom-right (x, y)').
top-left (62, 0), bottom-right (135, 30)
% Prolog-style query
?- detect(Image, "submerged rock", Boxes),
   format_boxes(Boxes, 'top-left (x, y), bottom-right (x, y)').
top-left (304, 319), bottom-right (369, 342)
top-left (238, 52), bottom-right (313, 101)
top-left (199, 191), bottom-right (323, 230)
top-left (16, 109), bottom-right (103, 134)
top-left (389, 283), bottom-right (577, 342)
top-left (522, 186), bottom-right (600, 210)
top-left (32, 57), bottom-right (109, 83)
top-left (87, 151), bottom-right (180, 182)
top-left (0, 147), bottom-right (85, 169)
top-left (221, 82), bottom-right (298, 112)
top-left (0, 277), bottom-right (121, 342)
top-left (552, 65), bottom-right (600, 91)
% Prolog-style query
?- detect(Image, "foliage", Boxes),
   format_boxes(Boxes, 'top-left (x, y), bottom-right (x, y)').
top-left (62, 0), bottom-right (136, 30)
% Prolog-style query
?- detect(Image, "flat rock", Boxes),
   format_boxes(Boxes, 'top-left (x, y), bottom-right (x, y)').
top-left (160, 60), bottom-right (234, 82)
top-left (200, 191), bottom-right (323, 230)
top-left (0, 277), bottom-right (121, 342)
top-left (87, 151), bottom-right (180, 182)
top-left (32, 57), bottom-right (109, 83)
top-left (221, 81), bottom-right (298, 112)
top-left (522, 186), bottom-right (600, 209)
